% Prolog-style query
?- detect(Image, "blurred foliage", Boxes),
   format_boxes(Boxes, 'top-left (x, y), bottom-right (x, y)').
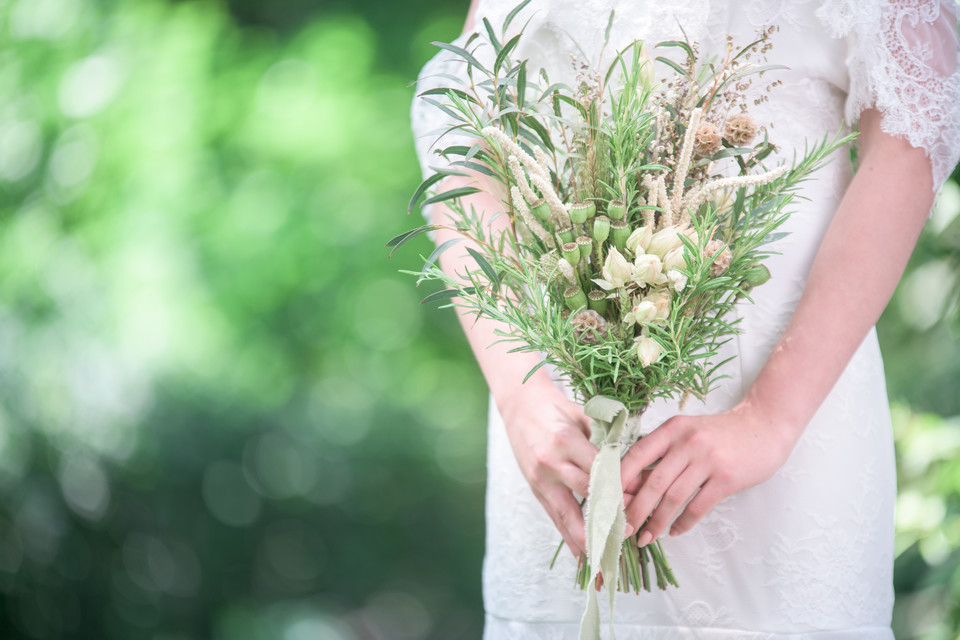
top-left (0, 0), bottom-right (955, 638)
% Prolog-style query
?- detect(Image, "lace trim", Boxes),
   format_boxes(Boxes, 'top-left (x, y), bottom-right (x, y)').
top-left (816, 0), bottom-right (960, 191)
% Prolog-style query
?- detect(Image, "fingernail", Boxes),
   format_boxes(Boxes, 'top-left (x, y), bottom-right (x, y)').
top-left (624, 525), bottom-right (635, 537)
top-left (637, 531), bottom-right (652, 547)
top-left (669, 527), bottom-right (679, 537)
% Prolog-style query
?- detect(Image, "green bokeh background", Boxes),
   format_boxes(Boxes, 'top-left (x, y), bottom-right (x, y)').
top-left (0, 0), bottom-right (956, 638)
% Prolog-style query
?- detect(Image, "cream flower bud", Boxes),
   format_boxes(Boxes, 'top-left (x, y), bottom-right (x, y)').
top-left (632, 253), bottom-right (664, 287)
top-left (638, 42), bottom-right (656, 87)
top-left (647, 226), bottom-right (684, 259)
top-left (625, 225), bottom-right (653, 256)
top-left (644, 289), bottom-right (672, 320)
top-left (624, 300), bottom-right (657, 327)
top-left (667, 269), bottom-right (687, 292)
top-left (662, 246), bottom-right (685, 271)
top-left (634, 335), bottom-right (663, 367)
top-left (602, 247), bottom-right (632, 288)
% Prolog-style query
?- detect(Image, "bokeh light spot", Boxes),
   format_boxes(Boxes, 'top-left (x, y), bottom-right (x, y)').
top-left (58, 453), bottom-right (110, 520)
top-left (202, 461), bottom-right (262, 527)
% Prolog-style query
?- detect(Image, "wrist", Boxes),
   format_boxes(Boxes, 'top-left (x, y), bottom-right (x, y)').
top-left (733, 386), bottom-right (807, 453)
top-left (492, 364), bottom-right (556, 421)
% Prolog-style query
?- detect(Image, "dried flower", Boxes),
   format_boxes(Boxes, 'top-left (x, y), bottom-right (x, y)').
top-left (705, 239), bottom-right (732, 276)
top-left (724, 113), bottom-right (758, 147)
top-left (572, 309), bottom-right (608, 345)
top-left (602, 247), bottom-right (632, 288)
top-left (693, 122), bottom-right (722, 157)
top-left (634, 335), bottom-right (664, 367)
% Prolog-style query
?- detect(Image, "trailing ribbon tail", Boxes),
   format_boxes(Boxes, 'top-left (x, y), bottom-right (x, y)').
top-left (579, 397), bottom-right (630, 640)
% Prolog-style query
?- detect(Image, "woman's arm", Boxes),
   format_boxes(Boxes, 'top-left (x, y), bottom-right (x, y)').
top-left (431, 176), bottom-right (598, 558)
top-left (619, 108), bottom-right (936, 545)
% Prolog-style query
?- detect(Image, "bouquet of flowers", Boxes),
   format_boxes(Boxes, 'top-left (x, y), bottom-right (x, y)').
top-left (396, 2), bottom-right (851, 634)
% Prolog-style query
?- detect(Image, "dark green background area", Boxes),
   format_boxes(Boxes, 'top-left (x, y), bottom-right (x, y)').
top-left (0, 1), bottom-right (956, 638)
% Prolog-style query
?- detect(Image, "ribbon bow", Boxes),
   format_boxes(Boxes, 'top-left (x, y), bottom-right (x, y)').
top-left (579, 396), bottom-right (631, 640)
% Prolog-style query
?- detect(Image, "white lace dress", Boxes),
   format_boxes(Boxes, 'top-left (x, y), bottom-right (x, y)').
top-left (410, 1), bottom-right (960, 638)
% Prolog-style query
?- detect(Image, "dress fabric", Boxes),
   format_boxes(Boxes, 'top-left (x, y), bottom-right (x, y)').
top-left (409, 1), bottom-right (960, 638)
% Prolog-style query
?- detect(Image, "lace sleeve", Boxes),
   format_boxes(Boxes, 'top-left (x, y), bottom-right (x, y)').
top-left (816, 0), bottom-right (960, 192)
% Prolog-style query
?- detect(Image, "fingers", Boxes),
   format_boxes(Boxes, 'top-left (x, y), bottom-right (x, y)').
top-left (668, 479), bottom-right (726, 537)
top-left (556, 463), bottom-right (591, 498)
top-left (636, 466), bottom-right (706, 544)
top-left (620, 427), bottom-right (670, 492)
top-left (624, 449), bottom-right (688, 536)
top-left (539, 486), bottom-right (587, 556)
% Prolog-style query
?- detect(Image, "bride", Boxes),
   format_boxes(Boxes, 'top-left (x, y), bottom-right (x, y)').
top-left (410, 1), bottom-right (960, 637)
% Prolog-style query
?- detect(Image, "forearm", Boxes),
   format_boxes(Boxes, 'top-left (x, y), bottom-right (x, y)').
top-left (432, 177), bottom-right (556, 413)
top-left (742, 109), bottom-right (935, 444)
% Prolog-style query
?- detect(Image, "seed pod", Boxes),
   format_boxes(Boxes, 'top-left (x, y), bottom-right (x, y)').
top-left (592, 216), bottom-right (611, 243)
top-left (577, 236), bottom-right (593, 263)
top-left (607, 199), bottom-right (626, 220)
top-left (569, 202), bottom-right (594, 224)
top-left (530, 198), bottom-right (551, 222)
top-left (557, 225), bottom-right (575, 244)
top-left (562, 242), bottom-right (582, 266)
top-left (610, 220), bottom-right (630, 252)
top-left (587, 290), bottom-right (608, 314)
top-left (563, 285), bottom-right (588, 311)
top-left (742, 264), bottom-right (771, 287)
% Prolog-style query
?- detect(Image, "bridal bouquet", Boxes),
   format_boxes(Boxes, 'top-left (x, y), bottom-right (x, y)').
top-left (396, 1), bottom-right (850, 634)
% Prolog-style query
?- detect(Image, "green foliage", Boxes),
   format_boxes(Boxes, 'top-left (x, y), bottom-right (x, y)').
top-left (0, 0), bottom-right (485, 638)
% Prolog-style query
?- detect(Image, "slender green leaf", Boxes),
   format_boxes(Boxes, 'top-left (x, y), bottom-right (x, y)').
top-left (503, 0), bottom-right (533, 35)
top-left (421, 287), bottom-right (476, 304)
top-left (495, 34), bottom-right (523, 73)
top-left (655, 56), bottom-right (688, 78)
top-left (467, 247), bottom-right (500, 290)
top-left (516, 60), bottom-right (527, 109)
top-left (418, 86), bottom-right (481, 104)
top-left (431, 41), bottom-right (489, 74)
top-left (482, 17), bottom-right (502, 53)
top-left (387, 224), bottom-right (442, 256)
top-left (421, 186), bottom-right (482, 206)
top-left (656, 40), bottom-right (695, 62)
top-left (408, 174), bottom-right (445, 213)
